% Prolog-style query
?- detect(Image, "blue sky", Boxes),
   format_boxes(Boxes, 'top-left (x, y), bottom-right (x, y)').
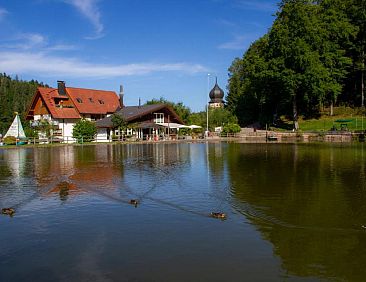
top-left (0, 0), bottom-right (278, 111)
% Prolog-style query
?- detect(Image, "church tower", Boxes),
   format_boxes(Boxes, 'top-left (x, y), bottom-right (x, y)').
top-left (208, 78), bottom-right (224, 108)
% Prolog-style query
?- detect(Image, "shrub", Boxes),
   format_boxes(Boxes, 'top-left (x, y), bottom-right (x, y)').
top-left (72, 119), bottom-right (97, 143)
top-left (4, 136), bottom-right (16, 145)
top-left (222, 123), bottom-right (241, 134)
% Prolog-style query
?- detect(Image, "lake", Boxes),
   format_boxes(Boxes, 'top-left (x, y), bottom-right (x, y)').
top-left (0, 142), bottom-right (365, 281)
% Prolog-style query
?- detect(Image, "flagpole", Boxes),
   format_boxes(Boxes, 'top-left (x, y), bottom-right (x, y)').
top-left (15, 112), bottom-right (19, 146)
top-left (206, 74), bottom-right (210, 138)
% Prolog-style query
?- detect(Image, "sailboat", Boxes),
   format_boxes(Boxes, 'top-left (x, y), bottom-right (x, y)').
top-left (4, 113), bottom-right (27, 145)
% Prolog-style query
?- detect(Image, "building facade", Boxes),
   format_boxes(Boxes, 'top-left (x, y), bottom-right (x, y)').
top-left (96, 104), bottom-right (185, 141)
top-left (26, 81), bottom-right (121, 140)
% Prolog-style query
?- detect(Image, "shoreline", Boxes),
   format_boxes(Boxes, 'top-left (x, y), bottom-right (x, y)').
top-left (0, 133), bottom-right (365, 150)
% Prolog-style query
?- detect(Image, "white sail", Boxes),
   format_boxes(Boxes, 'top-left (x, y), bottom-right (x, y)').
top-left (4, 114), bottom-right (26, 139)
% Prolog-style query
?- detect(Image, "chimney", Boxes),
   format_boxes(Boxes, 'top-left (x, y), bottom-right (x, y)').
top-left (119, 84), bottom-right (124, 108)
top-left (57, 80), bottom-right (66, 96)
top-left (138, 97), bottom-right (141, 108)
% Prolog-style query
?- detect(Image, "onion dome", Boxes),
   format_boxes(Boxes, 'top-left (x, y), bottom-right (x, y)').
top-left (209, 78), bottom-right (224, 103)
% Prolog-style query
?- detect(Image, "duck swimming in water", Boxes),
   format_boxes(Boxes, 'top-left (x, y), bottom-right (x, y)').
top-left (129, 199), bottom-right (139, 207)
top-left (211, 212), bottom-right (226, 219)
top-left (2, 208), bottom-right (15, 216)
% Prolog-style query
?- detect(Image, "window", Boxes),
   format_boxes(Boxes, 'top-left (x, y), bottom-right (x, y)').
top-left (76, 98), bottom-right (83, 103)
top-left (98, 100), bottom-right (104, 104)
top-left (89, 98), bottom-right (94, 103)
top-left (154, 113), bottom-right (164, 124)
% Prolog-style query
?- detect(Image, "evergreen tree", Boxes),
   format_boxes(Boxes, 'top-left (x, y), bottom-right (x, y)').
top-left (0, 73), bottom-right (48, 135)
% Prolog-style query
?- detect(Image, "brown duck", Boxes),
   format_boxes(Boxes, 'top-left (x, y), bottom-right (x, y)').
top-left (2, 208), bottom-right (15, 216)
top-left (211, 212), bottom-right (226, 219)
top-left (129, 199), bottom-right (139, 206)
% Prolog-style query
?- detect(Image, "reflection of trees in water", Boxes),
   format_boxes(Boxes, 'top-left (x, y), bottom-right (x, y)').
top-left (0, 151), bottom-right (13, 179)
top-left (227, 143), bottom-right (366, 280)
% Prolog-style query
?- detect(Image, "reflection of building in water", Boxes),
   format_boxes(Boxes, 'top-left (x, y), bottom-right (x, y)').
top-left (227, 144), bottom-right (366, 281)
top-left (5, 143), bottom-right (193, 203)
top-left (123, 143), bottom-right (190, 167)
top-left (2, 149), bottom-right (27, 180)
top-left (32, 145), bottom-right (124, 195)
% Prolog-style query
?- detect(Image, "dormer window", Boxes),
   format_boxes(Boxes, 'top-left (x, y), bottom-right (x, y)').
top-left (98, 100), bottom-right (104, 104)
top-left (89, 98), bottom-right (94, 103)
top-left (76, 98), bottom-right (83, 103)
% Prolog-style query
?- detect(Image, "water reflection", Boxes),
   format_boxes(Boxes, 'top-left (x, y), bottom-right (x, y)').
top-left (1, 143), bottom-right (366, 281)
top-left (227, 143), bottom-right (366, 280)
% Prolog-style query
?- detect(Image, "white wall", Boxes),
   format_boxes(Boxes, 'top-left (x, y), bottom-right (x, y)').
top-left (96, 128), bottom-right (110, 142)
top-left (56, 119), bottom-right (79, 142)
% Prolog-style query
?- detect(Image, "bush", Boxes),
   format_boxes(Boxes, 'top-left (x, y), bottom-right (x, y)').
top-left (178, 128), bottom-right (191, 136)
top-left (222, 123), bottom-right (241, 134)
top-left (72, 119), bottom-right (97, 143)
top-left (24, 127), bottom-right (37, 138)
top-left (3, 136), bottom-right (16, 145)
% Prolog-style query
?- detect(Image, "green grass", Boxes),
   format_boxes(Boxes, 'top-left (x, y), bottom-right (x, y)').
top-left (298, 116), bottom-right (366, 132)
top-left (272, 114), bottom-right (366, 132)
top-left (270, 107), bottom-right (366, 132)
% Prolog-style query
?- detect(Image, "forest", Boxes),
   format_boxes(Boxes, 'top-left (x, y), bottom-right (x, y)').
top-left (226, 0), bottom-right (365, 129)
top-left (0, 73), bottom-right (48, 135)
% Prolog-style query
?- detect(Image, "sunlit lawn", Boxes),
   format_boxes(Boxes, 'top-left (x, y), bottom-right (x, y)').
top-left (298, 116), bottom-right (366, 132)
top-left (274, 115), bottom-right (366, 132)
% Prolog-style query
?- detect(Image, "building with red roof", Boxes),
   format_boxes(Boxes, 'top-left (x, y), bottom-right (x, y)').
top-left (26, 81), bottom-right (121, 139)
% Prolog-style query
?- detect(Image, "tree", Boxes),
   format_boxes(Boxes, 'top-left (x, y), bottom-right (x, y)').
top-left (222, 123), bottom-right (241, 134)
top-left (72, 119), bottom-right (97, 142)
top-left (111, 113), bottom-right (127, 139)
top-left (208, 108), bottom-right (238, 130)
top-left (227, 0), bottom-right (358, 129)
top-left (344, 0), bottom-right (366, 107)
top-left (188, 111), bottom-right (206, 128)
top-left (35, 119), bottom-right (54, 138)
top-left (0, 73), bottom-right (48, 135)
top-left (145, 97), bottom-right (191, 123)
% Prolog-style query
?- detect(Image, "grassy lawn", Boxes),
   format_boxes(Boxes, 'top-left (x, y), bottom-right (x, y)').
top-left (298, 116), bottom-right (366, 132)
top-left (272, 107), bottom-right (366, 132)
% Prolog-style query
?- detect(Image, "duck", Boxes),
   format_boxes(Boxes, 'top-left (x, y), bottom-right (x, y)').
top-left (129, 199), bottom-right (139, 206)
top-left (211, 212), bottom-right (226, 219)
top-left (2, 208), bottom-right (15, 216)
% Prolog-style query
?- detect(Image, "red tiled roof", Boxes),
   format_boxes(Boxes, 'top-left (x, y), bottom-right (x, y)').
top-left (38, 87), bottom-right (80, 119)
top-left (33, 86), bottom-right (120, 119)
top-left (66, 87), bottom-right (120, 115)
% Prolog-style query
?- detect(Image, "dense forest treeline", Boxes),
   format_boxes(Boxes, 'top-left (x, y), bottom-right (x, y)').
top-left (0, 73), bottom-right (49, 135)
top-left (227, 0), bottom-right (365, 128)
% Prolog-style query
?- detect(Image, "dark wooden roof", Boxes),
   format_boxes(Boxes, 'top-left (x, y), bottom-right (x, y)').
top-left (96, 104), bottom-right (183, 128)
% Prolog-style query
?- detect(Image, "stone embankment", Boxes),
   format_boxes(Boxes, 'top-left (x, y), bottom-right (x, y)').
top-left (218, 128), bottom-right (364, 143)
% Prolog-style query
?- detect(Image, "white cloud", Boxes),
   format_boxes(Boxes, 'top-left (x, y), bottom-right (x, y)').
top-left (0, 7), bottom-right (8, 20)
top-left (216, 19), bottom-right (237, 28)
top-left (0, 33), bottom-right (46, 50)
top-left (0, 51), bottom-right (208, 78)
top-left (66, 0), bottom-right (104, 39)
top-left (0, 32), bottom-right (78, 52)
top-left (45, 44), bottom-right (78, 51)
top-left (218, 35), bottom-right (250, 50)
top-left (21, 33), bottom-right (46, 47)
top-left (235, 0), bottom-right (276, 12)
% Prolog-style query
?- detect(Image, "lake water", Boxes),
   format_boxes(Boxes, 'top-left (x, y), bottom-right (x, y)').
top-left (0, 142), bottom-right (365, 281)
